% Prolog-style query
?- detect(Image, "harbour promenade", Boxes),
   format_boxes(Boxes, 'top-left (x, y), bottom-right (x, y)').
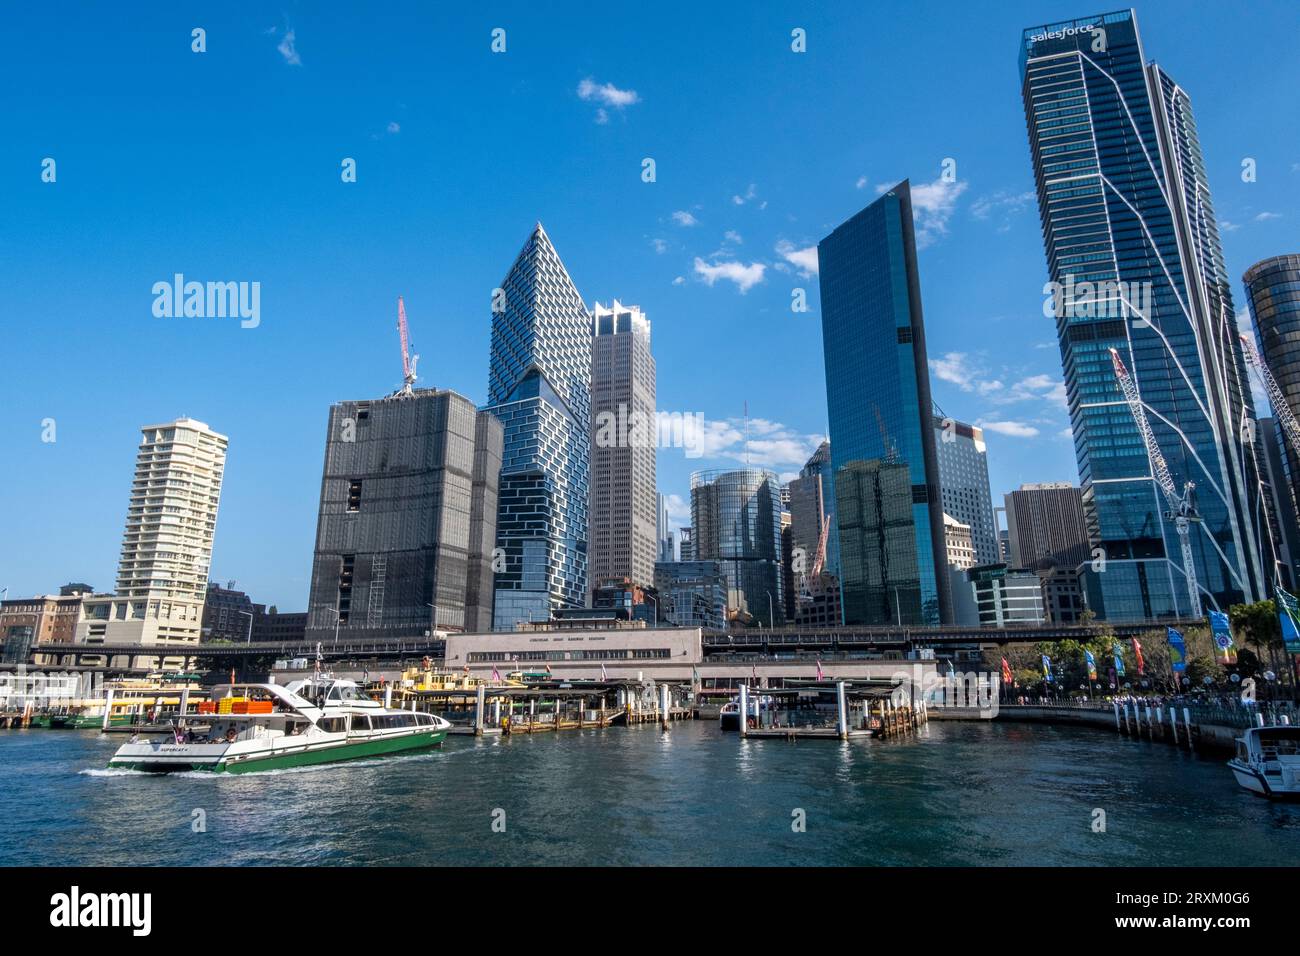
top-left (929, 699), bottom-right (1300, 754)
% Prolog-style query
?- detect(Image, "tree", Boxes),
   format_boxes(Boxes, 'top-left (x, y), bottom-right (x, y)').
top-left (1229, 600), bottom-right (1294, 695)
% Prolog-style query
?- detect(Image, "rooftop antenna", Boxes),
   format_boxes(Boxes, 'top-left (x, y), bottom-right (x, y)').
top-left (744, 400), bottom-right (750, 467)
top-left (396, 296), bottom-right (419, 396)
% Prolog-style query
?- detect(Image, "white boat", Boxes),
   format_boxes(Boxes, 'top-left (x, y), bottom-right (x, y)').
top-left (719, 695), bottom-right (772, 731)
top-left (1227, 726), bottom-right (1300, 799)
top-left (108, 677), bottom-right (450, 774)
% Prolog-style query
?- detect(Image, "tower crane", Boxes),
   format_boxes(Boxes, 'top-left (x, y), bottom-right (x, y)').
top-left (1240, 333), bottom-right (1300, 457)
top-left (396, 296), bottom-right (419, 396)
top-left (798, 470), bottom-right (832, 605)
top-left (1109, 347), bottom-right (1203, 618)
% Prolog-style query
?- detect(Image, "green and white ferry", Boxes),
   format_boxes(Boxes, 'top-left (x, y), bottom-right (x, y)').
top-left (107, 677), bottom-right (450, 773)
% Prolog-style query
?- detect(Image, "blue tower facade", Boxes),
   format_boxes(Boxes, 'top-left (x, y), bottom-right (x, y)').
top-left (484, 223), bottom-right (592, 628)
top-left (817, 181), bottom-right (949, 626)
top-left (1020, 9), bottom-right (1264, 620)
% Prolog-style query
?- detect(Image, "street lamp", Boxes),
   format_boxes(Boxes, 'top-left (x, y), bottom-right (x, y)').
top-left (765, 591), bottom-right (773, 629)
top-left (237, 609), bottom-right (254, 644)
top-left (645, 594), bottom-right (659, 627)
top-left (426, 603), bottom-right (441, 632)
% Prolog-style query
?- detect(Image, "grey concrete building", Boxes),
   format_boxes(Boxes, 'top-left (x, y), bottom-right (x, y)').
top-left (305, 387), bottom-right (502, 641)
top-left (787, 440), bottom-right (832, 570)
top-left (1004, 483), bottom-right (1090, 571)
top-left (968, 563), bottom-right (1045, 626)
top-left (589, 301), bottom-right (657, 593)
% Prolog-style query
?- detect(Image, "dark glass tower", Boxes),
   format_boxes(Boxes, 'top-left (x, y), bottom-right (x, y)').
top-left (1020, 9), bottom-right (1264, 620)
top-left (817, 181), bottom-right (949, 626)
top-left (689, 468), bottom-right (784, 627)
top-left (1245, 254), bottom-right (1300, 587)
top-left (305, 388), bottom-right (503, 639)
top-left (484, 223), bottom-right (592, 629)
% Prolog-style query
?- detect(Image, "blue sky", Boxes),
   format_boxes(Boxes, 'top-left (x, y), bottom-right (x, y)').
top-left (2, 2), bottom-right (1297, 608)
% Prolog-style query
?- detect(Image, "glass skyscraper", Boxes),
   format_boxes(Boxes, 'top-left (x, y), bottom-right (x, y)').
top-left (932, 415), bottom-right (999, 566)
top-left (689, 468), bottom-right (784, 627)
top-left (484, 223), bottom-right (592, 629)
top-left (1021, 9), bottom-right (1264, 620)
top-left (1245, 255), bottom-right (1300, 586)
top-left (817, 181), bottom-right (949, 626)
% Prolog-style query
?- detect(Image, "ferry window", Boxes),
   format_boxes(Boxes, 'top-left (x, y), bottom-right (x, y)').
top-left (351, 715), bottom-right (370, 732)
top-left (318, 717), bottom-right (346, 733)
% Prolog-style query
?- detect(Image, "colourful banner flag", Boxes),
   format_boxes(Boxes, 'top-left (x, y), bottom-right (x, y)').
top-left (1166, 627), bottom-right (1187, 673)
top-left (1041, 654), bottom-right (1053, 683)
top-left (1112, 643), bottom-right (1125, 677)
top-left (816, 659), bottom-right (825, 680)
top-left (1132, 638), bottom-right (1145, 676)
top-left (491, 665), bottom-right (502, 683)
top-left (1277, 588), bottom-right (1300, 654)
top-left (1209, 610), bottom-right (1234, 654)
top-left (1084, 649), bottom-right (1097, 681)
top-left (1000, 657), bottom-right (1013, 685)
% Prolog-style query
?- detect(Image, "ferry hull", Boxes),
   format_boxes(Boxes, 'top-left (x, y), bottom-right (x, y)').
top-left (110, 729), bottom-right (447, 774)
top-left (1227, 758), bottom-right (1300, 800)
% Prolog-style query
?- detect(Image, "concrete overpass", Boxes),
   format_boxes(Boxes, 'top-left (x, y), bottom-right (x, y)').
top-left (23, 618), bottom-right (1200, 675)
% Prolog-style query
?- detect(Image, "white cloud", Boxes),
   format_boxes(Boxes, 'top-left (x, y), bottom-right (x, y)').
top-left (664, 493), bottom-right (691, 525)
top-left (724, 230), bottom-right (743, 245)
top-left (732, 183), bottom-right (758, 205)
top-left (1220, 220), bottom-right (1242, 233)
top-left (595, 108), bottom-right (609, 125)
top-left (775, 240), bottom-right (818, 277)
top-left (650, 238), bottom-right (669, 254)
top-left (577, 78), bottom-right (640, 109)
top-left (970, 189), bottom-right (1034, 221)
top-left (693, 257), bottom-right (766, 294)
top-left (929, 352), bottom-right (991, 393)
top-left (979, 420), bottom-right (1040, 438)
top-left (672, 276), bottom-right (685, 286)
top-left (671, 210), bottom-right (698, 227)
top-left (1255, 211), bottom-right (1282, 222)
top-left (386, 121), bottom-right (400, 134)
top-left (277, 29), bottom-right (301, 66)
top-left (930, 353), bottom-right (1067, 410)
top-left (697, 417), bottom-right (826, 471)
top-left (855, 176), bottom-right (868, 190)
top-left (878, 176), bottom-right (969, 248)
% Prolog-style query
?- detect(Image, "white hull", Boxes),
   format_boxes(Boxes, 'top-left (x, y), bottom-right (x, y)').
top-left (1228, 726), bottom-right (1300, 799)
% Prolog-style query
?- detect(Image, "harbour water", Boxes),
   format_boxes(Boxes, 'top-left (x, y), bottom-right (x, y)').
top-left (2, 721), bottom-right (1298, 866)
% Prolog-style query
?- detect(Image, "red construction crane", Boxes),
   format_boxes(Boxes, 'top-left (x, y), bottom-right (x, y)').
top-left (396, 296), bottom-right (419, 395)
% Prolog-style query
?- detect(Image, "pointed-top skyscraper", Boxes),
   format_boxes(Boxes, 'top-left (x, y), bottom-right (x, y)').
top-left (484, 223), bottom-right (592, 628)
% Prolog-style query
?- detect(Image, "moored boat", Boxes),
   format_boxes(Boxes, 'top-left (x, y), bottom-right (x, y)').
top-left (108, 677), bottom-right (449, 773)
top-left (1228, 726), bottom-right (1300, 799)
